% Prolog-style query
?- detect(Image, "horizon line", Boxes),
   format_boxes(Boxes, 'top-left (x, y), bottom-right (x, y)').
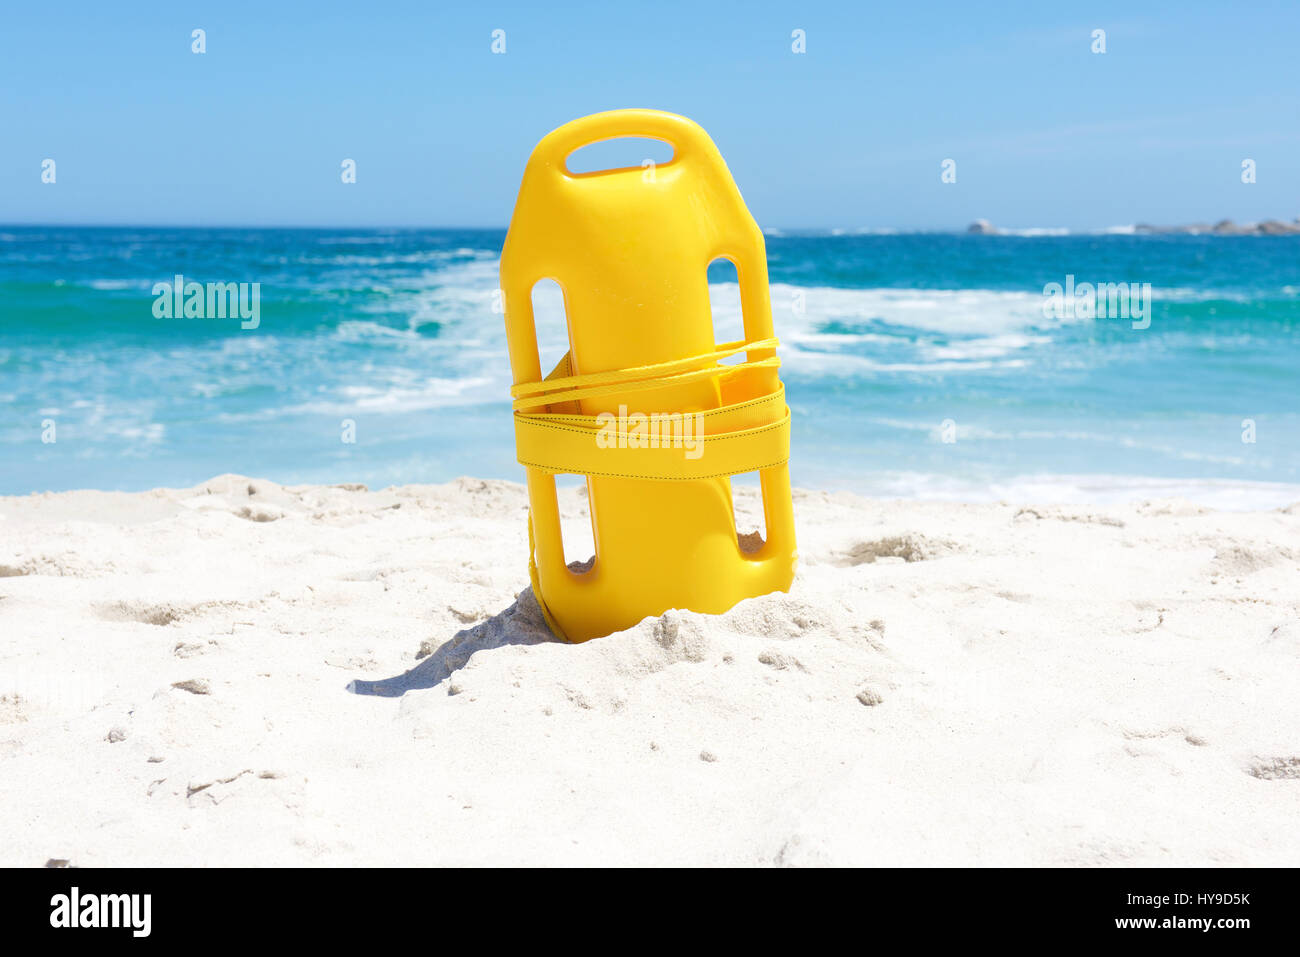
top-left (3, 219), bottom-right (1299, 234)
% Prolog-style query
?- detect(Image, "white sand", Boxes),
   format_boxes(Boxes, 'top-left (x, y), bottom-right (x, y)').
top-left (1, 474), bottom-right (1298, 866)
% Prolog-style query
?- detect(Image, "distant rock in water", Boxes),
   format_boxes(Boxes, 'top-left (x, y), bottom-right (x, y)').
top-left (1135, 217), bottom-right (1300, 236)
top-left (969, 217), bottom-right (1298, 236)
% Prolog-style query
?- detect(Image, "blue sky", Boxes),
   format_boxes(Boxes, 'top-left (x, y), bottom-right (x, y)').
top-left (3, 0), bottom-right (1298, 229)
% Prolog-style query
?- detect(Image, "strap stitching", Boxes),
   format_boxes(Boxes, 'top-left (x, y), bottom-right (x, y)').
top-left (516, 411), bottom-right (789, 442)
top-left (512, 357), bottom-right (780, 412)
top-left (519, 387), bottom-right (785, 426)
top-left (519, 458), bottom-right (790, 481)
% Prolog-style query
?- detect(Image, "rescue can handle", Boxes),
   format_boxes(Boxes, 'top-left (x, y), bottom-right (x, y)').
top-left (529, 108), bottom-right (719, 180)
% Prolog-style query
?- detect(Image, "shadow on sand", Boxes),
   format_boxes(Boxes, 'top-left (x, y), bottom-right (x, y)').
top-left (347, 587), bottom-right (559, 698)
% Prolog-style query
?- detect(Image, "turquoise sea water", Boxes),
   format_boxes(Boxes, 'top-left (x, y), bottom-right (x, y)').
top-left (1, 227), bottom-right (1297, 505)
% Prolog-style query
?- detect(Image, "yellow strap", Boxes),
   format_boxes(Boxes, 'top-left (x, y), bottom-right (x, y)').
top-left (512, 336), bottom-right (777, 399)
top-left (511, 337), bottom-right (780, 412)
top-left (515, 387), bottom-right (790, 480)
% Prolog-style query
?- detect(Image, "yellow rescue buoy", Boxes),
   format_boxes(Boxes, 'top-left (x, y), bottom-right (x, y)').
top-left (501, 109), bottom-right (796, 642)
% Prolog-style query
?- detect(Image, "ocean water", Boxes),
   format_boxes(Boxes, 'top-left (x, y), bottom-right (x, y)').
top-left (1, 227), bottom-right (1297, 506)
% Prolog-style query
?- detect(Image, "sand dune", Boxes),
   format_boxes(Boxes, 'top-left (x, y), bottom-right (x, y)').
top-left (1, 476), bottom-right (1298, 866)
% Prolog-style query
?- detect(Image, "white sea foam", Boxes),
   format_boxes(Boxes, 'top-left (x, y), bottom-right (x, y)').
top-left (367, 258), bottom-right (1281, 355)
top-left (333, 319), bottom-right (429, 342)
top-left (314, 234), bottom-right (407, 245)
top-left (758, 283), bottom-right (1064, 336)
top-left (999, 227), bottom-right (1071, 237)
top-left (855, 419), bottom-right (1277, 469)
top-left (334, 376), bottom-right (498, 413)
top-left (821, 227), bottom-right (902, 236)
top-left (86, 278), bottom-right (151, 291)
top-left (922, 333), bottom-right (1051, 361)
top-left (788, 353), bottom-right (1028, 374)
top-left (816, 470), bottom-right (1300, 511)
top-left (208, 376), bottom-right (504, 422)
top-left (299, 248), bottom-right (497, 267)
